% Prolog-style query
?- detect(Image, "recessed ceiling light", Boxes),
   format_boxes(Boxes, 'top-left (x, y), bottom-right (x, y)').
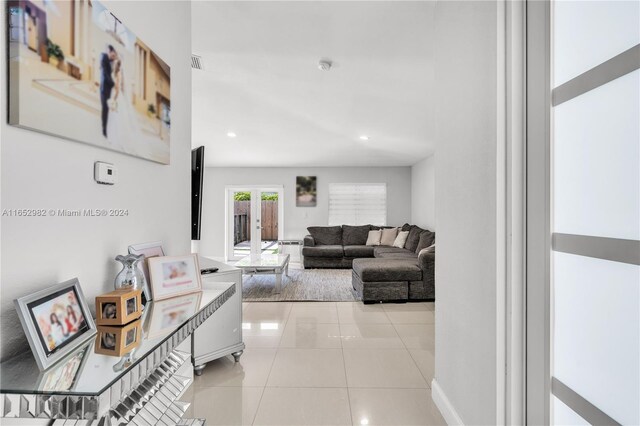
top-left (359, 135), bottom-right (369, 141)
top-left (227, 132), bottom-right (237, 138)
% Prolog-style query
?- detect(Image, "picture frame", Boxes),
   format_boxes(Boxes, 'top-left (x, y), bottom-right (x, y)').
top-left (94, 320), bottom-right (142, 357)
top-left (147, 254), bottom-right (202, 301)
top-left (14, 278), bottom-right (97, 371)
top-left (37, 339), bottom-right (91, 392)
top-left (296, 176), bottom-right (317, 207)
top-left (128, 241), bottom-right (165, 302)
top-left (95, 288), bottom-right (143, 326)
top-left (146, 292), bottom-right (202, 339)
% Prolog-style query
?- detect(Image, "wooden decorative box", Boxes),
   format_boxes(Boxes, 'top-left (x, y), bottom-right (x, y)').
top-left (94, 320), bottom-right (142, 357)
top-left (95, 288), bottom-right (142, 326)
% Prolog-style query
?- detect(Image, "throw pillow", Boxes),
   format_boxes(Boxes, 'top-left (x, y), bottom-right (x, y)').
top-left (342, 225), bottom-right (371, 246)
top-left (415, 230), bottom-right (436, 253)
top-left (307, 226), bottom-right (343, 245)
top-left (400, 223), bottom-right (412, 232)
top-left (380, 227), bottom-right (398, 246)
top-left (404, 225), bottom-right (425, 252)
top-left (365, 230), bottom-right (382, 246)
top-left (393, 231), bottom-right (410, 248)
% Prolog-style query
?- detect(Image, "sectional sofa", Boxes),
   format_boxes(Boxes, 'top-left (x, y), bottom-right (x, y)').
top-left (302, 224), bottom-right (435, 303)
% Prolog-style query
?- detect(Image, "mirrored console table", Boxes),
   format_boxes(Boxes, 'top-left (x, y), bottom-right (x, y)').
top-left (0, 282), bottom-right (236, 425)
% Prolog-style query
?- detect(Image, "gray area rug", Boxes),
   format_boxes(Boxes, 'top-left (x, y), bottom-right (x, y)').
top-left (242, 266), bottom-right (358, 302)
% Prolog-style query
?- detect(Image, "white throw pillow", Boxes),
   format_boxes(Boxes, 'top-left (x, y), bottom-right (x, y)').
top-left (366, 230), bottom-right (382, 246)
top-left (380, 227), bottom-right (399, 246)
top-left (393, 231), bottom-right (409, 248)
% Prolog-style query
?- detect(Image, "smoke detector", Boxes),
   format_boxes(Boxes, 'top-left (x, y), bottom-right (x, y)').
top-left (318, 59), bottom-right (332, 71)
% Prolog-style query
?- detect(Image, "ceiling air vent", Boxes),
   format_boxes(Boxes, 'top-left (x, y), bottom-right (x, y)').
top-left (191, 55), bottom-right (203, 70)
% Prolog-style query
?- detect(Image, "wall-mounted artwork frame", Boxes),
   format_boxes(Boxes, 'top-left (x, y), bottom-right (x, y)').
top-left (7, 0), bottom-right (171, 164)
top-left (296, 176), bottom-right (317, 207)
top-left (14, 278), bottom-right (97, 371)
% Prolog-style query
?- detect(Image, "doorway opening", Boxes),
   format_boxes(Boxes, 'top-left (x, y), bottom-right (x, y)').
top-left (226, 186), bottom-right (284, 261)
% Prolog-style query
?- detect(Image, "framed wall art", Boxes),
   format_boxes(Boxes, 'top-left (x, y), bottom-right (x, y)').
top-left (7, 0), bottom-right (171, 164)
top-left (14, 278), bottom-right (97, 371)
top-left (296, 176), bottom-right (317, 207)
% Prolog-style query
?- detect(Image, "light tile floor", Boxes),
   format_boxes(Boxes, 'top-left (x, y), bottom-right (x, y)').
top-left (182, 301), bottom-right (444, 425)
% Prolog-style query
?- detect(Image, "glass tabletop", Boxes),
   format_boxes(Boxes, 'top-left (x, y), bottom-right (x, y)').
top-left (0, 282), bottom-right (234, 396)
top-left (234, 253), bottom-right (290, 268)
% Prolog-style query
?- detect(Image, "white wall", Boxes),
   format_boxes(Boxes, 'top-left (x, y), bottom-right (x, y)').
top-left (411, 155), bottom-right (436, 230)
top-left (199, 167), bottom-right (412, 258)
top-left (431, 1), bottom-right (500, 425)
top-left (0, 1), bottom-right (192, 361)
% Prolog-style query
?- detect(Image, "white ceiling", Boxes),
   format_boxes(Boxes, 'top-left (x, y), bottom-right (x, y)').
top-left (191, 1), bottom-right (435, 167)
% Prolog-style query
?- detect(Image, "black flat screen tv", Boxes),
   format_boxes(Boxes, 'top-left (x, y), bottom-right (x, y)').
top-left (191, 146), bottom-right (205, 240)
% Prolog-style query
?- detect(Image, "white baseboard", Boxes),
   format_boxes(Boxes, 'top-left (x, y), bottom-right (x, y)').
top-left (432, 379), bottom-right (465, 425)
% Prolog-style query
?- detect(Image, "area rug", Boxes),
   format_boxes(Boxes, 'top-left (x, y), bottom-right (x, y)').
top-left (242, 266), bottom-right (358, 302)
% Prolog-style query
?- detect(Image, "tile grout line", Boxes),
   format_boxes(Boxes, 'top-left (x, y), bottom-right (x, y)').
top-left (339, 309), bottom-right (356, 426)
top-left (388, 310), bottom-right (433, 389)
top-left (250, 302), bottom-right (292, 425)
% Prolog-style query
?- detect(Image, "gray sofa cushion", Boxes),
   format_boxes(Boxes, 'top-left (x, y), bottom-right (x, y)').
top-left (307, 226), bottom-right (343, 245)
top-left (400, 223), bottom-right (412, 232)
top-left (344, 245), bottom-right (375, 258)
top-left (376, 251), bottom-right (419, 259)
top-left (373, 246), bottom-right (411, 256)
top-left (302, 245), bottom-right (344, 258)
top-left (342, 225), bottom-right (371, 246)
top-left (352, 258), bottom-right (422, 282)
top-left (415, 230), bottom-right (435, 253)
top-left (404, 225), bottom-right (425, 252)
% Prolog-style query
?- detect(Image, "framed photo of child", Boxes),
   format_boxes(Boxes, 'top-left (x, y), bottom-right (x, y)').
top-left (147, 254), bottom-right (202, 300)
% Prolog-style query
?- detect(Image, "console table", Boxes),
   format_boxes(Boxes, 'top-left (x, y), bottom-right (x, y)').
top-left (0, 282), bottom-right (236, 425)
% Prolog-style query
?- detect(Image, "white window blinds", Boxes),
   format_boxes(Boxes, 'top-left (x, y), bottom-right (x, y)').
top-left (328, 183), bottom-right (387, 226)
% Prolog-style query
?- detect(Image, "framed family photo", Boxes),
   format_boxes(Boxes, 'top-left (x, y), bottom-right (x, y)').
top-left (147, 254), bottom-right (202, 300)
top-left (14, 278), bottom-right (96, 371)
top-left (128, 241), bottom-right (165, 302)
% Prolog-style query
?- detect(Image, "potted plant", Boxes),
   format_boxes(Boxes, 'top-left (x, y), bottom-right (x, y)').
top-left (147, 103), bottom-right (156, 118)
top-left (46, 39), bottom-right (64, 69)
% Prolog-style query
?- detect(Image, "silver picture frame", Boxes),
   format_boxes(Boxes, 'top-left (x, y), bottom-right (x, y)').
top-left (14, 278), bottom-right (97, 371)
top-left (128, 241), bottom-right (165, 303)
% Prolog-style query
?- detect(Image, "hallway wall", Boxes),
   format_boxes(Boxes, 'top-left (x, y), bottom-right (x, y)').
top-left (431, 1), bottom-right (500, 424)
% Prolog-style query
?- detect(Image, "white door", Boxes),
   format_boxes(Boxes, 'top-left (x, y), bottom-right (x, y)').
top-left (226, 186), bottom-right (284, 261)
top-left (527, 1), bottom-right (640, 424)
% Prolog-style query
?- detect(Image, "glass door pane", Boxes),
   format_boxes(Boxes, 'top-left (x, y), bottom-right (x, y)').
top-left (260, 191), bottom-right (279, 255)
top-left (232, 190), bottom-right (252, 259)
top-left (550, 0), bottom-right (640, 424)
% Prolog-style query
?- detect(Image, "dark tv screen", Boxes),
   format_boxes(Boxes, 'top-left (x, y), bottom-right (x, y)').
top-left (191, 146), bottom-right (205, 240)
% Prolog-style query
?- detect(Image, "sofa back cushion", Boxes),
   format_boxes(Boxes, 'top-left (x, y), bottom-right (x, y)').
top-left (393, 231), bottom-right (410, 248)
top-left (366, 230), bottom-right (383, 246)
top-left (342, 225), bottom-right (372, 246)
top-left (307, 226), bottom-right (343, 245)
top-left (380, 227), bottom-right (399, 246)
top-left (415, 230), bottom-right (436, 253)
top-left (404, 225), bottom-right (425, 252)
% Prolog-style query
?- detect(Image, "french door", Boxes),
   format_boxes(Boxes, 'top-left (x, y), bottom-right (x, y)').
top-left (226, 186), bottom-right (284, 261)
top-left (527, 1), bottom-right (640, 424)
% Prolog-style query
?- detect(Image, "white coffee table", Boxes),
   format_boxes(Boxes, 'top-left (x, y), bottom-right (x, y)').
top-left (235, 253), bottom-right (290, 293)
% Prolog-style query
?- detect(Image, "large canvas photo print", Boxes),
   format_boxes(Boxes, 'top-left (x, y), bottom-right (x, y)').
top-left (7, 0), bottom-right (171, 164)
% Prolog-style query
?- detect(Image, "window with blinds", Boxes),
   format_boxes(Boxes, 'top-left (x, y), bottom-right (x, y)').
top-left (328, 183), bottom-right (387, 226)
